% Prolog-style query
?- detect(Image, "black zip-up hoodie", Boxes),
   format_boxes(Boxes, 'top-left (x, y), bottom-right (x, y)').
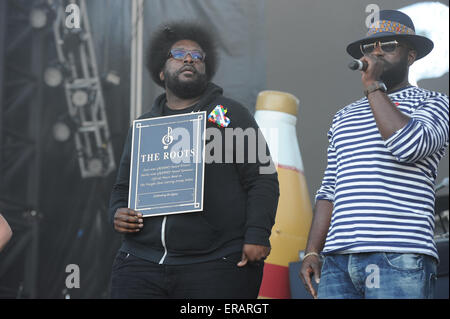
top-left (109, 83), bottom-right (279, 264)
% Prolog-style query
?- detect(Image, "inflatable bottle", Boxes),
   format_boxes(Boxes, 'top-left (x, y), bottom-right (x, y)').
top-left (254, 90), bottom-right (313, 299)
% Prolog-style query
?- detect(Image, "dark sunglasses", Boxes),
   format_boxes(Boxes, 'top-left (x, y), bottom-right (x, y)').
top-left (168, 49), bottom-right (205, 62)
top-left (360, 40), bottom-right (403, 55)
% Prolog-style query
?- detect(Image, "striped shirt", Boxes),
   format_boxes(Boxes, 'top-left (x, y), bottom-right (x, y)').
top-left (316, 86), bottom-right (449, 260)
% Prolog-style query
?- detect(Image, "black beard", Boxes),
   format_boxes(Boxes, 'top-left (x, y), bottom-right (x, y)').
top-left (164, 68), bottom-right (208, 99)
top-left (380, 56), bottom-right (409, 90)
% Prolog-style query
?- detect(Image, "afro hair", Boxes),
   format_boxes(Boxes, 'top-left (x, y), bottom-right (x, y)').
top-left (146, 21), bottom-right (219, 88)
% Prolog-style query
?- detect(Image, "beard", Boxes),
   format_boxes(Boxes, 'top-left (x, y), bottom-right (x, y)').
top-left (380, 54), bottom-right (409, 90)
top-left (164, 67), bottom-right (208, 99)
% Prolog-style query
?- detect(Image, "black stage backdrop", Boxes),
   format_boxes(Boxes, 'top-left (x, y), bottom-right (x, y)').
top-left (0, 0), bottom-right (265, 298)
top-left (0, 0), bottom-right (132, 298)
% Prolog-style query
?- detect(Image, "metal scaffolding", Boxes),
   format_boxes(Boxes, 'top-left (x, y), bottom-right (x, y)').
top-left (0, 0), bottom-right (117, 298)
top-left (50, 0), bottom-right (115, 178)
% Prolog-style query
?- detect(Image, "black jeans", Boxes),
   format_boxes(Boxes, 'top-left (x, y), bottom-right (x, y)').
top-left (110, 251), bottom-right (264, 299)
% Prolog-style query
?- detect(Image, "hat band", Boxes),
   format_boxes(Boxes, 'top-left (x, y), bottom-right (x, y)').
top-left (367, 20), bottom-right (415, 36)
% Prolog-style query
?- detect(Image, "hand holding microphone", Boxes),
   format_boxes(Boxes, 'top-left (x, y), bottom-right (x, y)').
top-left (348, 56), bottom-right (386, 90)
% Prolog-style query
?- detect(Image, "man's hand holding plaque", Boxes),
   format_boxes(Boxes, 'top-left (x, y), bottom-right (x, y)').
top-left (113, 208), bottom-right (144, 233)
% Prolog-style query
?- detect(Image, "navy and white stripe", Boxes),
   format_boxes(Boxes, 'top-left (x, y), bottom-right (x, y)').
top-left (316, 86), bottom-right (449, 260)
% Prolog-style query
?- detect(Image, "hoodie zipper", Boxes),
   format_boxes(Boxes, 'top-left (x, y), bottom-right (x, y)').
top-left (159, 216), bottom-right (168, 264)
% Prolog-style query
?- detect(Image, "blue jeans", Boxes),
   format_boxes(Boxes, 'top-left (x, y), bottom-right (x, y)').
top-left (317, 252), bottom-right (438, 299)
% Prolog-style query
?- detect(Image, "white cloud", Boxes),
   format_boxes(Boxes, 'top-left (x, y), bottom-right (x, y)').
top-left (400, 2), bottom-right (449, 86)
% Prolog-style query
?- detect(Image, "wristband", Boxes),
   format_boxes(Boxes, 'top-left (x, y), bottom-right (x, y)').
top-left (364, 81), bottom-right (387, 97)
top-left (303, 252), bottom-right (320, 260)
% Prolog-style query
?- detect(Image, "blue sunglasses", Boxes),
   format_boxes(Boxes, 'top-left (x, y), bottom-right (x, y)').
top-left (168, 48), bottom-right (206, 62)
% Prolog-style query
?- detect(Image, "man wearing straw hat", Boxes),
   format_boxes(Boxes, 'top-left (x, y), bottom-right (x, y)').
top-left (300, 9), bottom-right (449, 299)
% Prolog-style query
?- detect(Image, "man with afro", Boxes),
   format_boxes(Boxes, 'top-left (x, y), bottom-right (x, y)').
top-left (108, 21), bottom-right (279, 299)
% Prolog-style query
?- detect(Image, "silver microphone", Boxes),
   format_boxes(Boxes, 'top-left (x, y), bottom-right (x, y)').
top-left (348, 60), bottom-right (368, 71)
